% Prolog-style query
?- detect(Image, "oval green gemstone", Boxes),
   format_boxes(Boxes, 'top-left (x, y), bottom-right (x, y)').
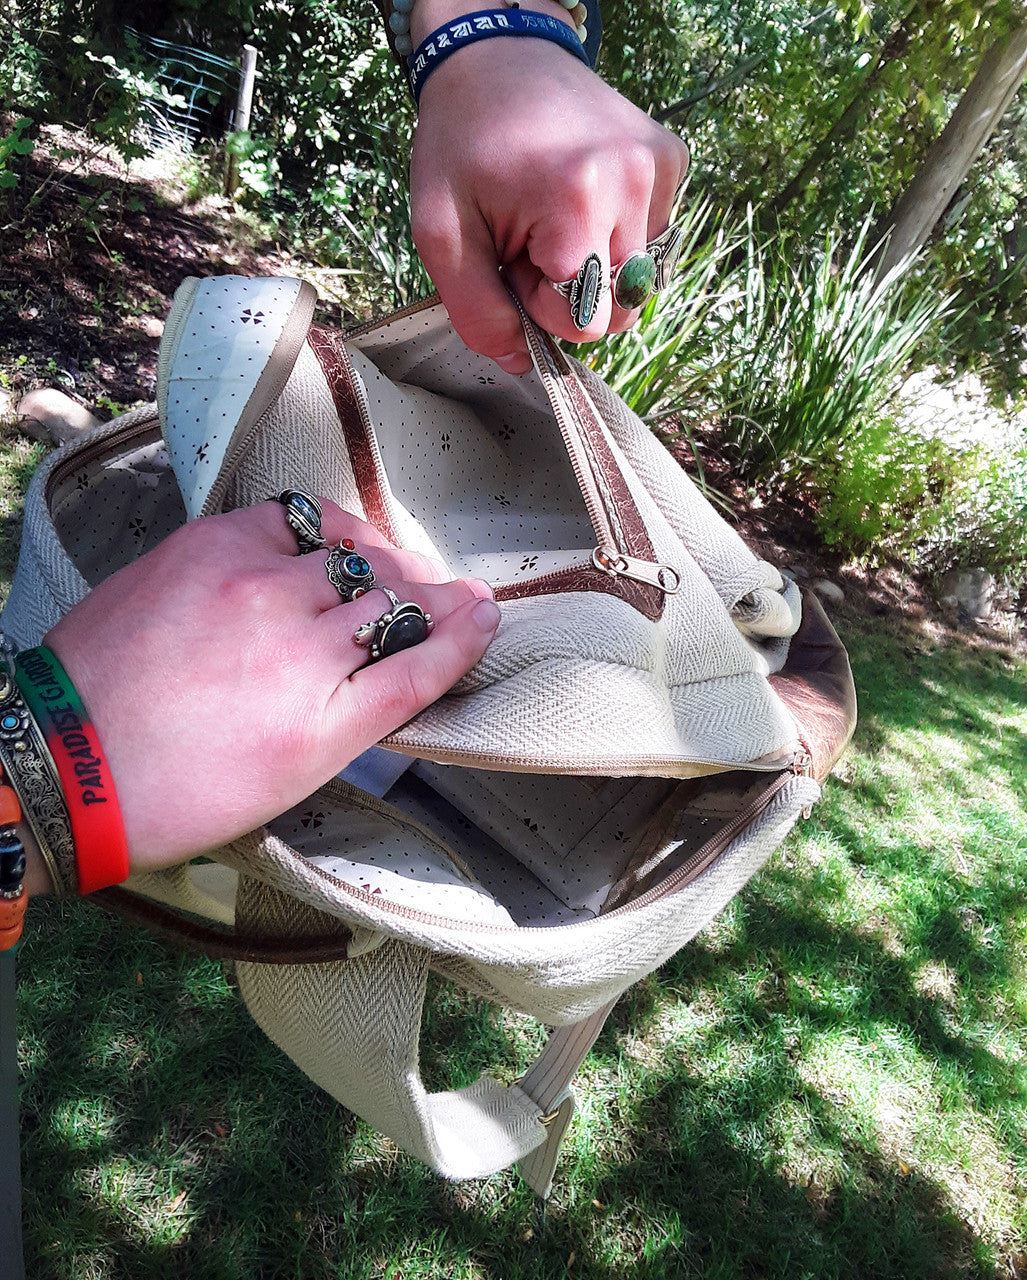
top-left (613, 252), bottom-right (657, 310)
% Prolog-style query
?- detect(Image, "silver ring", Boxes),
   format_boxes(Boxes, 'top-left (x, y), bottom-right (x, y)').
top-left (611, 249), bottom-right (658, 311)
top-left (325, 542), bottom-right (376, 602)
top-left (353, 589), bottom-right (434, 662)
top-left (276, 489), bottom-right (326, 555)
top-left (646, 222), bottom-right (685, 292)
top-left (547, 252), bottom-right (608, 330)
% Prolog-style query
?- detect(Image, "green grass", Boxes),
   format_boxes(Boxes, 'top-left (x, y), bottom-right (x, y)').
top-left (5, 444), bottom-right (1027, 1278)
top-left (12, 603), bottom-right (1027, 1280)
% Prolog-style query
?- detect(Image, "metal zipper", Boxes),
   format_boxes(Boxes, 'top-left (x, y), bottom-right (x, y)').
top-left (344, 301), bottom-right (680, 599)
top-left (521, 319), bottom-right (680, 595)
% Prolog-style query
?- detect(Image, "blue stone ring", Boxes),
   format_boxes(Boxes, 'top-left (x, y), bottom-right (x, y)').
top-left (276, 489), bottom-right (326, 555)
top-left (353, 588), bottom-right (434, 663)
top-left (325, 542), bottom-right (376, 602)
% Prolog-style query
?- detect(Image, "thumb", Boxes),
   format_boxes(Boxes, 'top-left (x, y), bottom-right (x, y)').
top-left (339, 596), bottom-right (501, 746)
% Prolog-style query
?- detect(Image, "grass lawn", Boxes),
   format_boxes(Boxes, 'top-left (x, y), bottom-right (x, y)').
top-left (4, 427), bottom-right (1026, 1280)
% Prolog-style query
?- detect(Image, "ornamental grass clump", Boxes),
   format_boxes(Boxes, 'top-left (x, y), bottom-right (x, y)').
top-left (713, 215), bottom-right (951, 481)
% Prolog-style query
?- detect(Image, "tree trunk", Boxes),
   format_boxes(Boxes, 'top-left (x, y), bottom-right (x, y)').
top-left (873, 24), bottom-right (1027, 279)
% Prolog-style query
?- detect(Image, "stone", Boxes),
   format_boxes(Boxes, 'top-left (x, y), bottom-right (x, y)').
top-left (813, 579), bottom-right (845, 607)
top-left (17, 388), bottom-right (101, 447)
top-left (381, 608), bottom-right (428, 657)
top-left (570, 253), bottom-right (603, 330)
top-left (613, 251), bottom-right (657, 311)
top-left (0, 387), bottom-right (16, 426)
top-left (935, 567), bottom-right (995, 622)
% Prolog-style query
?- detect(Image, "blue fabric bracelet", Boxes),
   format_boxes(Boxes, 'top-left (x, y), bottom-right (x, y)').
top-left (409, 8), bottom-right (592, 105)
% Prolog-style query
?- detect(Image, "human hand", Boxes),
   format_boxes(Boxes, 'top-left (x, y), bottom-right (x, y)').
top-left (409, 23), bottom-right (689, 373)
top-left (39, 501), bottom-right (499, 879)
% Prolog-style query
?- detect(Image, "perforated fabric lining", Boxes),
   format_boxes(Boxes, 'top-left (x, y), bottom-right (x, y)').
top-left (347, 346), bottom-right (594, 583)
top-left (387, 773), bottom-right (593, 926)
top-left (269, 793), bottom-right (517, 929)
top-left (411, 762), bottom-right (677, 914)
top-left (50, 435), bottom-right (186, 585)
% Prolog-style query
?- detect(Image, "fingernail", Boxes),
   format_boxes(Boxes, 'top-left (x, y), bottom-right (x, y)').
top-left (468, 577), bottom-right (495, 601)
top-left (472, 599), bottom-right (501, 632)
top-left (494, 353), bottom-right (532, 376)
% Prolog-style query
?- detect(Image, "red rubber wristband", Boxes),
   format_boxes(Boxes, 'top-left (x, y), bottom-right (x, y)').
top-left (14, 647), bottom-right (129, 894)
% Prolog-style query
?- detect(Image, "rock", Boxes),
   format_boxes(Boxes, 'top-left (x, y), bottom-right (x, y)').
top-left (813, 579), bottom-right (845, 607)
top-left (935, 567), bottom-right (995, 622)
top-left (17, 388), bottom-right (101, 447)
top-left (0, 387), bottom-right (16, 426)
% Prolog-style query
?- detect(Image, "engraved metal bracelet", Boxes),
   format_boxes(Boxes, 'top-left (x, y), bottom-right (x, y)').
top-left (0, 667), bottom-right (77, 896)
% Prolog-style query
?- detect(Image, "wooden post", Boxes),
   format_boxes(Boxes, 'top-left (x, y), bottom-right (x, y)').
top-left (874, 26), bottom-right (1027, 279)
top-left (225, 43), bottom-right (259, 199)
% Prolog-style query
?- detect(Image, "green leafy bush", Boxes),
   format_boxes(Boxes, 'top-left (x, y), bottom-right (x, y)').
top-left (813, 416), bottom-right (1027, 590)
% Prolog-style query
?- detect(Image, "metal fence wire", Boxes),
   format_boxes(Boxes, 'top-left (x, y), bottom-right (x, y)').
top-left (126, 28), bottom-right (240, 152)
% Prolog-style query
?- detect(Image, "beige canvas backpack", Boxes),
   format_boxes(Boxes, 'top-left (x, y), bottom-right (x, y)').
top-left (2, 275), bottom-right (855, 1194)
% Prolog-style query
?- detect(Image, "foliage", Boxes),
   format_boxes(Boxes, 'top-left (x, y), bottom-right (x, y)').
top-left (0, 116), bottom-right (36, 195)
top-left (14, 607), bottom-right (1027, 1277)
top-left (710, 216), bottom-right (950, 480)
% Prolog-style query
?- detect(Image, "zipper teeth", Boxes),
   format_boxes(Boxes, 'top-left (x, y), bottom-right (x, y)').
top-left (47, 417), bottom-right (160, 496)
top-left (382, 739), bottom-right (804, 775)
top-left (625, 773), bottom-right (792, 912)
top-left (292, 771), bottom-right (799, 935)
top-left (517, 322), bottom-right (618, 551)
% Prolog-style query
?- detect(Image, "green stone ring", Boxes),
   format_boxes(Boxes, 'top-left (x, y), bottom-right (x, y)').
top-left (612, 250), bottom-right (658, 311)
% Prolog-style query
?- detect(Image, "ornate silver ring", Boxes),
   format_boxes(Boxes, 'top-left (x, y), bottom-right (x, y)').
top-left (646, 222), bottom-right (685, 293)
top-left (548, 252), bottom-right (608, 330)
top-left (353, 587), bottom-right (434, 662)
top-left (276, 489), bottom-right (326, 555)
top-left (326, 541), bottom-right (376, 602)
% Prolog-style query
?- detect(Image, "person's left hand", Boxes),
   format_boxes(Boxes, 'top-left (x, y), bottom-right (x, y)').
top-left (410, 33), bottom-right (689, 373)
top-left (42, 500), bottom-right (500, 875)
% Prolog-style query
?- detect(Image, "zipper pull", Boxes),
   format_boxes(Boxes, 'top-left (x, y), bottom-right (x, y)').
top-left (592, 546), bottom-right (681, 594)
top-left (789, 749), bottom-right (815, 818)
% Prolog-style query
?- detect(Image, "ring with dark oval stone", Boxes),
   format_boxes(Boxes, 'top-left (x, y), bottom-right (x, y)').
top-left (548, 252), bottom-right (608, 330)
top-left (325, 540), bottom-right (376, 602)
top-left (276, 488), bottom-right (326, 555)
top-left (353, 587), bottom-right (434, 662)
top-left (646, 222), bottom-right (685, 293)
top-left (611, 249), bottom-right (659, 311)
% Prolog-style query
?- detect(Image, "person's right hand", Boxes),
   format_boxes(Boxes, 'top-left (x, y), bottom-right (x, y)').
top-left (38, 500), bottom-right (499, 882)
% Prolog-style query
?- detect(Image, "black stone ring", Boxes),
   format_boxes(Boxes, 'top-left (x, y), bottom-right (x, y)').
top-left (325, 542), bottom-right (376, 602)
top-left (276, 489), bottom-right (326, 555)
top-left (353, 588), bottom-right (434, 662)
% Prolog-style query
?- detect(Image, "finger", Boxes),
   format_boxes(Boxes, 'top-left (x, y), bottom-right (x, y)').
top-left (512, 195), bottom-right (614, 343)
top-left (411, 190), bottom-right (532, 375)
top-left (338, 596), bottom-right (501, 747)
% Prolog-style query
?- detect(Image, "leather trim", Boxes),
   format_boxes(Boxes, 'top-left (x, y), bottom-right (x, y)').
top-left (495, 563), bottom-right (657, 615)
top-left (92, 886), bottom-right (353, 965)
top-left (540, 333), bottom-right (663, 622)
top-left (308, 326), bottom-right (400, 544)
top-left (770, 590), bottom-right (857, 782)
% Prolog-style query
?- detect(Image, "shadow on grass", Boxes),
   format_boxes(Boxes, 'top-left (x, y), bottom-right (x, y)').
top-left (14, 609), bottom-right (1027, 1279)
